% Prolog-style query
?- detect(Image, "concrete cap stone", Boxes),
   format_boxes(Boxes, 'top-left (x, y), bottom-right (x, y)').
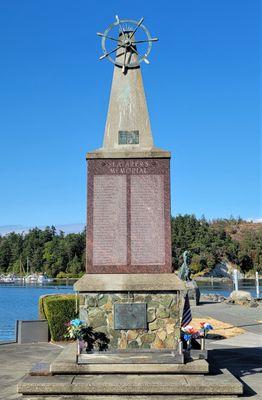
top-left (74, 274), bottom-right (186, 292)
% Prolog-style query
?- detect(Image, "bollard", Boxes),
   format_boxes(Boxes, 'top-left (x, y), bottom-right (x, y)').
top-left (75, 291), bottom-right (79, 313)
top-left (178, 340), bottom-right (183, 355)
top-left (233, 269), bottom-right (239, 291)
top-left (256, 271), bottom-right (260, 299)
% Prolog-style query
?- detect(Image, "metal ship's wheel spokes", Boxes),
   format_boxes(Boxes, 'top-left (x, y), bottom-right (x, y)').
top-left (130, 45), bottom-right (150, 65)
top-left (115, 15), bottom-right (126, 38)
top-left (129, 17), bottom-right (144, 39)
top-left (97, 16), bottom-right (158, 71)
top-left (133, 38), bottom-right (158, 44)
top-left (97, 33), bottom-right (120, 43)
top-left (99, 45), bottom-right (122, 60)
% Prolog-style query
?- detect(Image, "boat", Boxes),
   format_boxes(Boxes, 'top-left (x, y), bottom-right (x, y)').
top-left (24, 273), bottom-right (53, 284)
top-left (25, 274), bottom-right (38, 284)
top-left (24, 258), bottom-right (38, 284)
top-left (2, 274), bottom-right (16, 284)
top-left (37, 274), bottom-right (53, 284)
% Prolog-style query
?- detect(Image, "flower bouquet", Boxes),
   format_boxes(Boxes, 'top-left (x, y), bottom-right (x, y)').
top-left (64, 319), bottom-right (87, 340)
top-left (181, 325), bottom-right (199, 350)
top-left (64, 319), bottom-right (110, 354)
top-left (181, 322), bottom-right (213, 351)
top-left (199, 322), bottom-right (213, 337)
top-left (64, 319), bottom-right (87, 354)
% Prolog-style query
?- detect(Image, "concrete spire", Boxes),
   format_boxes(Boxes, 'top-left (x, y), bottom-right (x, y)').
top-left (87, 32), bottom-right (170, 159)
top-left (102, 34), bottom-right (154, 151)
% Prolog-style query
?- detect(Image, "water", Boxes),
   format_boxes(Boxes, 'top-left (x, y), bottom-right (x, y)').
top-left (0, 283), bottom-right (73, 342)
top-left (0, 279), bottom-right (260, 342)
top-left (197, 278), bottom-right (261, 298)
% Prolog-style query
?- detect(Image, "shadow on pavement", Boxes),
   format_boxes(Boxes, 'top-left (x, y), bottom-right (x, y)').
top-left (208, 347), bottom-right (262, 397)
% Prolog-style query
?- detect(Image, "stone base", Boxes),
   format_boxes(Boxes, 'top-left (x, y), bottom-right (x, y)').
top-left (186, 281), bottom-right (200, 306)
top-left (79, 292), bottom-right (181, 350)
top-left (18, 344), bottom-right (243, 399)
top-left (50, 344), bottom-right (208, 374)
top-left (75, 274), bottom-right (185, 351)
top-left (18, 370), bottom-right (242, 397)
top-left (74, 274), bottom-right (185, 292)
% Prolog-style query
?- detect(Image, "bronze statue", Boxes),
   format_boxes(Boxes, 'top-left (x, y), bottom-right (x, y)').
top-left (178, 250), bottom-right (192, 281)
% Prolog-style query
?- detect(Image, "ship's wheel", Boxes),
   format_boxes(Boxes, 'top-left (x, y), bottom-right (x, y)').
top-left (97, 16), bottom-right (158, 72)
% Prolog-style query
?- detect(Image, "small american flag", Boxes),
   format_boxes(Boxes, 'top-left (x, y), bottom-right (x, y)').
top-left (181, 293), bottom-right (192, 327)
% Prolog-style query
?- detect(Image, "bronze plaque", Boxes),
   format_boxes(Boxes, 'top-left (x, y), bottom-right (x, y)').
top-left (118, 130), bottom-right (139, 145)
top-left (114, 303), bottom-right (147, 330)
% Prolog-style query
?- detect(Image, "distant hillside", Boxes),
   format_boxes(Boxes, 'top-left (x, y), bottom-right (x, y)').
top-left (211, 219), bottom-right (262, 242)
top-left (171, 216), bottom-right (262, 277)
top-left (0, 225), bottom-right (27, 235)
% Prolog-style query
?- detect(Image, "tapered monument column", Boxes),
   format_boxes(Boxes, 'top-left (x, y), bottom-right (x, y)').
top-left (75, 19), bottom-right (184, 351)
top-left (85, 39), bottom-right (172, 274)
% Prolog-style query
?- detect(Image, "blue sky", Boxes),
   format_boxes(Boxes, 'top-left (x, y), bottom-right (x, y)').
top-left (0, 0), bottom-right (260, 227)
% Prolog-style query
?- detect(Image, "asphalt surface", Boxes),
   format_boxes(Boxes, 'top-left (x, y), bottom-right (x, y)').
top-left (192, 301), bottom-right (262, 399)
top-left (192, 301), bottom-right (262, 334)
top-left (0, 342), bottom-right (62, 399)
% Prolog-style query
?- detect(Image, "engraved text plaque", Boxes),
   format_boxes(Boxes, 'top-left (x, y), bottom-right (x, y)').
top-left (118, 130), bottom-right (139, 145)
top-left (114, 303), bottom-right (147, 330)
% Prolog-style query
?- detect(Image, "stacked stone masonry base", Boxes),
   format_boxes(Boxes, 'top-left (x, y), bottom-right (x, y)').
top-left (79, 292), bottom-right (181, 350)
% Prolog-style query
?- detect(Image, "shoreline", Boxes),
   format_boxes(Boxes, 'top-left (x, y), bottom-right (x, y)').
top-left (194, 276), bottom-right (260, 282)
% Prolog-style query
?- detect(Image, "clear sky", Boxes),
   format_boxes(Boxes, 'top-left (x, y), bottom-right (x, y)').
top-left (0, 0), bottom-right (260, 227)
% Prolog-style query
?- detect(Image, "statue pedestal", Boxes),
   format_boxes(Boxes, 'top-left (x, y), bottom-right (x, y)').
top-left (74, 274), bottom-right (185, 351)
top-left (186, 280), bottom-right (201, 306)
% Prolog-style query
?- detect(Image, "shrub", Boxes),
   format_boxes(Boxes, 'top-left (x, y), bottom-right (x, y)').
top-left (39, 295), bottom-right (47, 319)
top-left (40, 294), bottom-right (79, 341)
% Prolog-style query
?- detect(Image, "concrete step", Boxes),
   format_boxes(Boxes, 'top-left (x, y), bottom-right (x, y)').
top-left (22, 395), bottom-right (240, 399)
top-left (30, 362), bottom-right (52, 376)
top-left (18, 370), bottom-right (243, 396)
top-left (51, 359), bottom-right (209, 375)
top-left (50, 344), bottom-right (208, 375)
top-left (77, 350), bottom-right (184, 364)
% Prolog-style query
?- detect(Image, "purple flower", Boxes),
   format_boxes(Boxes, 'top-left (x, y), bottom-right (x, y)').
top-left (78, 340), bottom-right (86, 351)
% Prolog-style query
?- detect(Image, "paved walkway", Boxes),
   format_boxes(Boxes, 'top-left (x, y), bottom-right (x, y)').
top-left (192, 301), bottom-right (262, 334)
top-left (192, 302), bottom-right (262, 399)
top-left (0, 342), bottom-right (63, 399)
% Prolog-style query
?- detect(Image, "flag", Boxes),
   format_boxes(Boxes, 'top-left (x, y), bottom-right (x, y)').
top-left (181, 293), bottom-right (192, 327)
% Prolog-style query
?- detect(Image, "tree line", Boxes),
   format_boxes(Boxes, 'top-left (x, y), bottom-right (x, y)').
top-left (171, 215), bottom-right (262, 275)
top-left (0, 227), bottom-right (85, 278)
top-left (0, 215), bottom-right (261, 277)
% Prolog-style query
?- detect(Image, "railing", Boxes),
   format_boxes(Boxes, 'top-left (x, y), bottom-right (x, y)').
top-left (196, 273), bottom-right (261, 298)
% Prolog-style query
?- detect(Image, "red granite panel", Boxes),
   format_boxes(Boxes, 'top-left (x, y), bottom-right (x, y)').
top-left (93, 175), bottom-right (127, 266)
top-left (131, 175), bottom-right (165, 265)
top-left (86, 158), bottom-right (172, 273)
